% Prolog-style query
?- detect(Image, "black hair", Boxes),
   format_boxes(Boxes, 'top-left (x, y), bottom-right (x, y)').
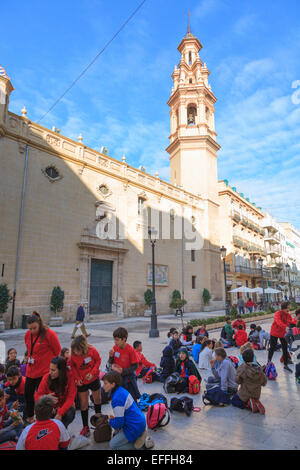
top-left (256, 326), bottom-right (262, 332)
top-left (47, 356), bottom-right (68, 395)
top-left (133, 341), bottom-right (142, 349)
top-left (242, 348), bottom-right (254, 363)
top-left (196, 336), bottom-right (202, 344)
top-left (6, 366), bottom-right (21, 377)
top-left (167, 328), bottom-right (177, 338)
top-left (250, 324), bottom-right (256, 330)
top-left (113, 327), bottom-right (128, 340)
top-left (60, 348), bottom-right (69, 358)
top-left (281, 301), bottom-right (290, 310)
top-left (0, 364), bottom-right (5, 374)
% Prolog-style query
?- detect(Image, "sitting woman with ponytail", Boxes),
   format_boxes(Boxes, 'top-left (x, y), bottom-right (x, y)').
top-left (36, 356), bottom-right (77, 428)
top-left (24, 312), bottom-right (61, 423)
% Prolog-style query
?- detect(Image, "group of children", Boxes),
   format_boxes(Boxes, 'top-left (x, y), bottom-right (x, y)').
top-left (1, 304), bottom-right (300, 451)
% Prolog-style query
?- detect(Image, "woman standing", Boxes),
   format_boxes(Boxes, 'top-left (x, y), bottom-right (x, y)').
top-left (70, 335), bottom-right (102, 437)
top-left (268, 302), bottom-right (293, 372)
top-left (24, 312), bottom-right (61, 423)
top-left (35, 356), bottom-right (76, 428)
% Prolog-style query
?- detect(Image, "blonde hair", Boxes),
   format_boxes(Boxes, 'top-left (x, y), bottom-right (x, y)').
top-left (214, 340), bottom-right (223, 350)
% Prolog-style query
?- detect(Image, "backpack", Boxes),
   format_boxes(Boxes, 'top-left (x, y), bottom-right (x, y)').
top-left (149, 393), bottom-right (168, 408)
top-left (202, 387), bottom-right (231, 406)
top-left (220, 326), bottom-right (226, 339)
top-left (137, 393), bottom-right (150, 411)
top-left (143, 366), bottom-right (155, 384)
top-left (170, 396), bottom-right (194, 416)
top-left (90, 413), bottom-right (112, 443)
top-left (229, 356), bottom-right (239, 369)
top-left (264, 361), bottom-right (277, 380)
top-left (163, 372), bottom-right (182, 393)
top-left (146, 403), bottom-right (170, 430)
top-left (188, 375), bottom-right (200, 394)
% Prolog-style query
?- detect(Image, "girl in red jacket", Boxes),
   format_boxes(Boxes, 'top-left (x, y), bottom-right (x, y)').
top-left (36, 356), bottom-right (76, 429)
top-left (234, 325), bottom-right (248, 347)
top-left (268, 302), bottom-right (293, 372)
top-left (24, 312), bottom-right (61, 423)
top-left (70, 335), bottom-right (102, 437)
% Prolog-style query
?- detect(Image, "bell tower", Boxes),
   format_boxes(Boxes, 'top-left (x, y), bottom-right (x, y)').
top-left (0, 65), bottom-right (14, 125)
top-left (166, 31), bottom-right (220, 203)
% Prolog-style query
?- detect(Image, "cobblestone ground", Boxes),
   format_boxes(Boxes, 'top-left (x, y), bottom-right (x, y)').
top-left (1, 314), bottom-right (299, 450)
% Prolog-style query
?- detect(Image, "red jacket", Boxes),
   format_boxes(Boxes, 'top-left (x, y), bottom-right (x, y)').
top-left (232, 319), bottom-right (246, 331)
top-left (70, 346), bottom-right (101, 385)
top-left (35, 370), bottom-right (76, 417)
top-left (234, 330), bottom-right (248, 347)
top-left (270, 310), bottom-right (293, 338)
top-left (25, 329), bottom-right (61, 379)
top-left (245, 300), bottom-right (254, 308)
top-left (135, 351), bottom-right (155, 376)
top-left (5, 376), bottom-right (26, 397)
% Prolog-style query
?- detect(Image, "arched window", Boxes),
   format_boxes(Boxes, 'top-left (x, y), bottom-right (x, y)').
top-left (188, 51), bottom-right (192, 65)
top-left (187, 105), bottom-right (197, 125)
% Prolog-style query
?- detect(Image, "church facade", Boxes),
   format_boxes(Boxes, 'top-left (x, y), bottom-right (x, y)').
top-left (0, 32), bottom-right (224, 327)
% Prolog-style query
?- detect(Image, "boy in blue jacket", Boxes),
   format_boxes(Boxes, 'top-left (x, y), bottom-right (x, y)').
top-left (102, 371), bottom-right (153, 450)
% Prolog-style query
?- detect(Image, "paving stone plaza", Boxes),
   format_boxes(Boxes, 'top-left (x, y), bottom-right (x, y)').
top-left (1, 312), bottom-right (299, 451)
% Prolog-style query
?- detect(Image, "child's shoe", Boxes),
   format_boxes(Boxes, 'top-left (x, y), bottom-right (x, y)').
top-left (144, 436), bottom-right (155, 449)
top-left (254, 399), bottom-right (265, 415)
top-left (80, 426), bottom-right (90, 437)
top-left (249, 398), bottom-right (258, 413)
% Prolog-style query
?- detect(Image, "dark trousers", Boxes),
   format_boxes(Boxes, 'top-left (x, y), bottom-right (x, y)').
top-left (61, 406), bottom-right (76, 429)
top-left (122, 373), bottom-right (140, 402)
top-left (268, 336), bottom-right (288, 365)
top-left (24, 376), bottom-right (43, 418)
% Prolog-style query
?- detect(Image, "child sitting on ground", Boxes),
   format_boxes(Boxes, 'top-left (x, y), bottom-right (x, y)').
top-left (248, 324), bottom-right (259, 346)
top-left (0, 388), bottom-right (23, 444)
top-left (212, 341), bottom-right (223, 359)
top-left (192, 337), bottom-right (202, 363)
top-left (195, 324), bottom-right (209, 339)
top-left (180, 325), bottom-right (195, 351)
top-left (232, 315), bottom-right (246, 331)
top-left (256, 326), bottom-right (270, 350)
top-left (175, 348), bottom-right (201, 390)
top-left (238, 342), bottom-right (258, 366)
top-left (103, 371), bottom-right (154, 450)
top-left (234, 325), bottom-right (248, 347)
top-left (167, 328), bottom-right (177, 344)
top-left (5, 348), bottom-right (20, 373)
top-left (108, 327), bottom-right (140, 401)
top-left (232, 349), bottom-right (267, 414)
top-left (198, 340), bottom-right (214, 370)
top-left (0, 364), bottom-right (6, 387)
top-left (207, 348), bottom-right (237, 394)
top-left (159, 346), bottom-right (175, 382)
top-left (169, 330), bottom-right (182, 358)
top-left (4, 366), bottom-right (26, 414)
top-left (291, 319), bottom-right (300, 385)
top-left (133, 341), bottom-right (156, 378)
top-left (16, 395), bottom-right (70, 450)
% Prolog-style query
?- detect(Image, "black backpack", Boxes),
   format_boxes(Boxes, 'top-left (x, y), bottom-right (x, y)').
top-left (170, 396), bottom-right (194, 416)
top-left (163, 372), bottom-right (181, 393)
top-left (220, 326), bottom-right (226, 339)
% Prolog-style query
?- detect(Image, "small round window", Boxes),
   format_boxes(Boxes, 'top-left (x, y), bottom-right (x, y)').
top-left (45, 166), bottom-right (59, 179)
top-left (99, 184), bottom-right (109, 195)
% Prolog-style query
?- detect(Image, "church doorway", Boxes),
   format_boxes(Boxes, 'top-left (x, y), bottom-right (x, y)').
top-left (89, 259), bottom-right (113, 314)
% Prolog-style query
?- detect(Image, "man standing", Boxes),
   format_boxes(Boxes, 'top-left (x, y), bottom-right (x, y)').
top-left (237, 297), bottom-right (245, 315)
top-left (71, 303), bottom-right (90, 339)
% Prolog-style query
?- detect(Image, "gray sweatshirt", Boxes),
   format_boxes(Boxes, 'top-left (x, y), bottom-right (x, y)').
top-left (212, 358), bottom-right (237, 391)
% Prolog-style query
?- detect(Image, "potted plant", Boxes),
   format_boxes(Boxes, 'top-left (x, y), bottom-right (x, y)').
top-left (169, 290), bottom-right (187, 315)
top-left (144, 289), bottom-right (153, 317)
top-left (202, 288), bottom-right (211, 312)
top-left (49, 286), bottom-right (64, 327)
top-left (0, 283), bottom-right (12, 332)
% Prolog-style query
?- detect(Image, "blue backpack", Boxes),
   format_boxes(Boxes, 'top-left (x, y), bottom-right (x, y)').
top-left (264, 362), bottom-right (277, 380)
top-left (137, 393), bottom-right (150, 411)
top-left (202, 387), bottom-right (231, 406)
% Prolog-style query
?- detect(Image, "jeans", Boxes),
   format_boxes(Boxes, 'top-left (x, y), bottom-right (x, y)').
top-left (61, 406), bottom-right (76, 429)
top-left (0, 420), bottom-right (23, 444)
top-left (24, 376), bottom-right (43, 418)
top-left (231, 393), bottom-right (248, 409)
top-left (238, 306), bottom-right (245, 315)
top-left (268, 336), bottom-right (289, 366)
top-left (110, 430), bottom-right (136, 450)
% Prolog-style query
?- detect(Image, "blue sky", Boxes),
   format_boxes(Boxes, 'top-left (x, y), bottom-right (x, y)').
top-left (2, 0), bottom-right (300, 229)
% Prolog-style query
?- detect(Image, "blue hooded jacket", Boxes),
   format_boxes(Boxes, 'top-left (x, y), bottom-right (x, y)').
top-left (160, 345), bottom-right (175, 381)
top-left (76, 305), bottom-right (85, 322)
top-left (110, 386), bottom-right (146, 442)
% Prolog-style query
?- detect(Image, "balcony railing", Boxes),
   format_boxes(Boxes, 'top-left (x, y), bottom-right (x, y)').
top-left (226, 264), bottom-right (272, 278)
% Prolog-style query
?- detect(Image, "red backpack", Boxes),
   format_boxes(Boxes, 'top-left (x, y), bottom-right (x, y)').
top-left (188, 375), bottom-right (200, 394)
top-left (146, 403), bottom-right (170, 430)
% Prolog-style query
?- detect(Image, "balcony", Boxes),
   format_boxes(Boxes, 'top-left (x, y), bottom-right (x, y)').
top-left (232, 211), bottom-right (241, 223)
top-left (267, 246), bottom-right (281, 258)
top-left (262, 218), bottom-right (279, 232)
top-left (265, 232), bottom-right (280, 244)
top-left (226, 264), bottom-right (272, 278)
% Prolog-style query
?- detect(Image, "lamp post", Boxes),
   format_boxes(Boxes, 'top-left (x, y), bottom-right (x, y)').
top-left (258, 257), bottom-right (267, 311)
top-left (286, 263), bottom-right (292, 301)
top-left (220, 246), bottom-right (230, 316)
top-left (148, 228), bottom-right (159, 338)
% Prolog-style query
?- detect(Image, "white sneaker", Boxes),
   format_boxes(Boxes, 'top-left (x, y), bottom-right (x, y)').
top-left (144, 436), bottom-right (155, 449)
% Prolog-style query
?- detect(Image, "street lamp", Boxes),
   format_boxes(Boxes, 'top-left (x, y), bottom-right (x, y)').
top-left (148, 227), bottom-right (159, 338)
top-left (286, 264), bottom-right (292, 301)
top-left (258, 257), bottom-right (267, 311)
top-left (220, 246), bottom-right (230, 316)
